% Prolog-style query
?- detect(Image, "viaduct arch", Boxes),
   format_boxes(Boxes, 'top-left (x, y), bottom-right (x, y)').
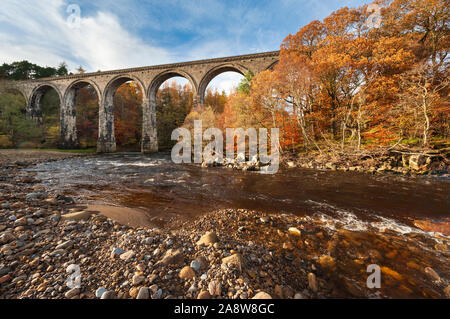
top-left (13, 51), bottom-right (279, 153)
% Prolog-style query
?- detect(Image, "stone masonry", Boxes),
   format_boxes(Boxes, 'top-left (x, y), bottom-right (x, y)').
top-left (12, 51), bottom-right (279, 153)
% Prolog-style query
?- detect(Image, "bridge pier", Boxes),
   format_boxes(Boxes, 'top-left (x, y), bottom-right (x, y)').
top-left (60, 89), bottom-right (78, 149)
top-left (142, 97), bottom-right (158, 153)
top-left (97, 97), bottom-right (116, 153)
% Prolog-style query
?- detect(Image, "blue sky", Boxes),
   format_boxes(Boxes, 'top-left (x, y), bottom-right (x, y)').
top-left (0, 0), bottom-right (371, 91)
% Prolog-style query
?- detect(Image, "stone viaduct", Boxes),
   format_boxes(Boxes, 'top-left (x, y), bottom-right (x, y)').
top-left (11, 51), bottom-right (279, 153)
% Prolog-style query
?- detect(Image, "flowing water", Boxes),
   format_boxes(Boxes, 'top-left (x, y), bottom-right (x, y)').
top-left (26, 153), bottom-right (449, 229)
top-left (24, 153), bottom-right (450, 297)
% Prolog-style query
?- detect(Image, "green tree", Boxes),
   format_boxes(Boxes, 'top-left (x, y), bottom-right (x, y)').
top-left (237, 70), bottom-right (254, 95)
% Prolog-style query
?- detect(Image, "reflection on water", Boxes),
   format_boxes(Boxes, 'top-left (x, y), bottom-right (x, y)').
top-left (26, 153), bottom-right (449, 229)
top-left (25, 153), bottom-right (450, 298)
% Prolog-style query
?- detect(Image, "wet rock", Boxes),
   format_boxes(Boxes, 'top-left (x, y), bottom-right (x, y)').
top-left (288, 227), bottom-right (301, 237)
top-left (0, 274), bottom-right (10, 284)
top-left (197, 231), bottom-right (218, 246)
top-left (444, 286), bottom-right (450, 299)
top-left (381, 266), bottom-right (403, 281)
top-left (308, 273), bottom-right (318, 293)
top-left (424, 267), bottom-right (441, 283)
top-left (318, 255), bottom-right (336, 270)
top-left (61, 211), bottom-right (92, 221)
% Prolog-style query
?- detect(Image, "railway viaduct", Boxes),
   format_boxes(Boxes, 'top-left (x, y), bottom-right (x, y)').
top-left (11, 51), bottom-right (279, 153)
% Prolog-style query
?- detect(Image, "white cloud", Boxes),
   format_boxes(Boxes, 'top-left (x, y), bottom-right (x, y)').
top-left (0, 0), bottom-right (172, 72)
top-left (207, 72), bottom-right (244, 95)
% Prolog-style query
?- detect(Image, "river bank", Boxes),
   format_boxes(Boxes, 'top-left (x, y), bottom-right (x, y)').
top-left (0, 150), bottom-right (449, 299)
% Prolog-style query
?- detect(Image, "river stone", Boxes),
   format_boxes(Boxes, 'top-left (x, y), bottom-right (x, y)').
top-left (318, 255), bottom-right (336, 270)
top-left (252, 292), bottom-right (272, 299)
top-left (61, 211), bottom-right (93, 221)
top-left (65, 287), bottom-right (80, 299)
top-left (137, 287), bottom-right (149, 299)
top-left (55, 240), bottom-right (73, 250)
top-left (159, 249), bottom-right (184, 266)
top-left (197, 290), bottom-right (211, 299)
top-left (444, 285), bottom-right (450, 298)
top-left (196, 232), bottom-right (218, 246)
top-left (288, 227), bottom-right (301, 236)
top-left (132, 274), bottom-right (145, 286)
top-left (179, 266), bottom-right (196, 279)
top-left (95, 287), bottom-right (107, 298)
top-left (424, 267), bottom-right (441, 282)
top-left (190, 260), bottom-right (201, 272)
top-left (101, 291), bottom-right (117, 299)
top-left (120, 250), bottom-right (135, 261)
top-left (14, 217), bottom-right (27, 226)
top-left (308, 273), bottom-right (318, 292)
top-left (208, 281), bottom-right (221, 296)
top-left (222, 253), bottom-right (244, 271)
top-left (151, 289), bottom-right (162, 299)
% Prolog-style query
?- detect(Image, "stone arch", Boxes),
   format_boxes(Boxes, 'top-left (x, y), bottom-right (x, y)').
top-left (29, 83), bottom-right (63, 122)
top-left (148, 70), bottom-right (197, 99)
top-left (3, 85), bottom-right (29, 106)
top-left (98, 75), bottom-right (146, 153)
top-left (198, 63), bottom-right (249, 104)
top-left (64, 79), bottom-right (101, 104)
top-left (266, 60), bottom-right (279, 70)
top-left (61, 79), bottom-right (102, 149)
top-left (143, 70), bottom-right (197, 153)
top-left (103, 75), bottom-right (146, 102)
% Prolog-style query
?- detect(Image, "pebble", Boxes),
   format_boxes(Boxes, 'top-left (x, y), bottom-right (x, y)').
top-left (197, 290), bottom-right (211, 299)
top-left (308, 273), bottom-right (318, 293)
top-left (222, 253), bottom-right (244, 271)
top-left (424, 267), bottom-right (441, 282)
top-left (179, 266), bottom-right (196, 279)
top-left (190, 260), bottom-right (201, 272)
top-left (151, 288), bottom-right (162, 299)
top-left (101, 291), bottom-right (117, 299)
top-left (95, 287), bottom-right (107, 298)
top-left (132, 274), bottom-right (145, 286)
top-left (288, 227), bottom-right (301, 236)
top-left (65, 287), bottom-right (80, 299)
top-left (137, 287), bottom-right (149, 299)
top-left (252, 292), bottom-right (272, 299)
top-left (120, 250), bottom-right (135, 261)
top-left (197, 232), bottom-right (218, 246)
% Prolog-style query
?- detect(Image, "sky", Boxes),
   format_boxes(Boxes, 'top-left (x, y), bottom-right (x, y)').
top-left (0, 0), bottom-right (371, 92)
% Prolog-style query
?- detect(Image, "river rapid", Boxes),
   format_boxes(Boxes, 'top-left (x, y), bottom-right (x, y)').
top-left (22, 153), bottom-right (450, 298)
top-left (26, 153), bottom-right (449, 230)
